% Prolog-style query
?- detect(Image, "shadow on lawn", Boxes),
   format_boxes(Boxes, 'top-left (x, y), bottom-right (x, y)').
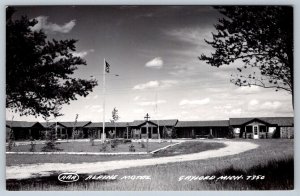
top-left (6, 172), bottom-right (117, 191)
top-left (203, 157), bottom-right (294, 190)
top-left (7, 157), bottom-right (293, 190)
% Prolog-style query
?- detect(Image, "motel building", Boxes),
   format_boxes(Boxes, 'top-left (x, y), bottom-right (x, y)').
top-left (6, 117), bottom-right (293, 141)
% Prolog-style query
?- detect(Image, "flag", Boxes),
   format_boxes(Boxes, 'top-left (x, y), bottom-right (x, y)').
top-left (105, 61), bottom-right (110, 73)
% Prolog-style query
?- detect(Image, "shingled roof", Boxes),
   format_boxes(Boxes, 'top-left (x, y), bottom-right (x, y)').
top-left (58, 121), bottom-right (91, 128)
top-left (6, 121), bottom-right (41, 128)
top-left (86, 122), bottom-right (131, 128)
top-left (131, 119), bottom-right (178, 127)
top-left (229, 117), bottom-right (294, 126)
top-left (176, 120), bottom-right (229, 127)
top-left (40, 122), bottom-right (56, 128)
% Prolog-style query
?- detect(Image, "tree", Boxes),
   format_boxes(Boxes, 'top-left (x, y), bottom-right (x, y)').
top-left (6, 8), bottom-right (97, 118)
top-left (199, 6), bottom-right (293, 106)
top-left (41, 120), bottom-right (62, 152)
top-left (111, 107), bottom-right (119, 138)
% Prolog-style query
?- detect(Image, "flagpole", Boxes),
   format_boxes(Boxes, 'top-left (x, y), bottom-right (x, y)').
top-left (155, 91), bottom-right (161, 142)
top-left (102, 58), bottom-right (106, 143)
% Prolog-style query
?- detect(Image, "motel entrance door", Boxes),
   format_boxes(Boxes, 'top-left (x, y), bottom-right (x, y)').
top-left (253, 125), bottom-right (259, 139)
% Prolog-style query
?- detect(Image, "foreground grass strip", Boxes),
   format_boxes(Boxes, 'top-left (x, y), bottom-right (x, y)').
top-left (201, 156), bottom-right (294, 190)
top-left (6, 141), bottom-right (258, 180)
top-left (6, 139), bottom-right (292, 191)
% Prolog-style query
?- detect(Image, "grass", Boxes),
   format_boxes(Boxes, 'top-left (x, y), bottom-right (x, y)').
top-left (6, 141), bottom-right (224, 165)
top-left (153, 141), bottom-right (225, 157)
top-left (203, 157), bottom-right (294, 190)
top-left (7, 140), bottom-right (172, 153)
top-left (6, 139), bottom-right (294, 191)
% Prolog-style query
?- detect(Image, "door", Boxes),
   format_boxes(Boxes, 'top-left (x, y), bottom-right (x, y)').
top-left (253, 125), bottom-right (259, 139)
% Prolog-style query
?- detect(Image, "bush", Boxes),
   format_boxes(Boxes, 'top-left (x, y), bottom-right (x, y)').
top-left (129, 144), bottom-right (135, 152)
top-left (90, 137), bottom-right (95, 146)
top-left (141, 141), bottom-right (146, 148)
top-left (100, 142), bottom-right (108, 152)
top-left (123, 139), bottom-right (131, 144)
top-left (41, 129), bottom-right (62, 152)
top-left (110, 139), bottom-right (119, 150)
top-left (191, 134), bottom-right (196, 139)
top-left (29, 141), bottom-right (36, 152)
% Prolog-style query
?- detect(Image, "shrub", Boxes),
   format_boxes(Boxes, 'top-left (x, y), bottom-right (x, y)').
top-left (90, 137), bottom-right (95, 146)
top-left (123, 139), bottom-right (131, 144)
top-left (42, 129), bottom-right (62, 152)
top-left (141, 141), bottom-right (146, 148)
top-left (100, 142), bottom-right (108, 152)
top-left (29, 141), bottom-right (36, 152)
top-left (129, 144), bottom-right (135, 152)
top-left (7, 130), bottom-right (15, 151)
top-left (110, 139), bottom-right (119, 150)
top-left (207, 134), bottom-right (214, 139)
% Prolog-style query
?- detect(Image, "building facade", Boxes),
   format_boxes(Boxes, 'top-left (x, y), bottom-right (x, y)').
top-left (6, 117), bottom-right (293, 140)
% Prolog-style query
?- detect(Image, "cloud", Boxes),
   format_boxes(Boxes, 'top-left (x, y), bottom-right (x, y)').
top-left (160, 80), bottom-right (178, 88)
top-left (145, 57), bottom-right (163, 69)
top-left (84, 105), bottom-right (103, 113)
top-left (31, 16), bottom-right (76, 33)
top-left (137, 100), bottom-right (166, 106)
top-left (92, 95), bottom-right (99, 99)
top-left (260, 101), bottom-right (282, 110)
top-left (133, 108), bottom-right (145, 113)
top-left (167, 28), bottom-right (209, 45)
top-left (133, 96), bottom-right (141, 101)
top-left (236, 86), bottom-right (261, 93)
top-left (249, 99), bottom-right (259, 106)
top-left (248, 100), bottom-right (282, 111)
top-left (226, 108), bottom-right (242, 116)
top-left (133, 81), bottom-right (159, 90)
top-left (133, 80), bottom-right (178, 90)
top-left (72, 49), bottom-right (94, 58)
top-left (179, 98), bottom-right (210, 106)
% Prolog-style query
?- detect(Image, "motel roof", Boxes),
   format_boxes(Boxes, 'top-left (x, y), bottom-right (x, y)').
top-left (58, 121), bottom-right (91, 128)
top-left (131, 119), bottom-right (178, 127)
top-left (86, 122), bottom-right (131, 128)
top-left (229, 117), bottom-right (294, 126)
top-left (175, 120), bottom-right (229, 127)
top-left (6, 121), bottom-right (42, 128)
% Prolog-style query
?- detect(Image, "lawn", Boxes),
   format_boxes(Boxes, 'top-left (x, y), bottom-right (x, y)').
top-left (7, 140), bottom-right (172, 153)
top-left (6, 141), bottom-right (224, 165)
top-left (6, 139), bottom-right (294, 190)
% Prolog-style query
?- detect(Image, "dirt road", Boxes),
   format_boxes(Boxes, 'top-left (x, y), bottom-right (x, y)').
top-left (6, 140), bottom-right (259, 180)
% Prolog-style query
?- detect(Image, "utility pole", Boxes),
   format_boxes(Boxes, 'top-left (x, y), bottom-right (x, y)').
top-left (102, 58), bottom-right (106, 142)
top-left (144, 113), bottom-right (150, 153)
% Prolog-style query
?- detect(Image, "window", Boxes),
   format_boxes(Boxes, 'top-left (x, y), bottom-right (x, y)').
top-left (246, 126), bottom-right (252, 133)
top-left (153, 127), bottom-right (158, 134)
top-left (234, 128), bottom-right (240, 134)
top-left (260, 126), bottom-right (267, 132)
top-left (254, 126), bottom-right (258, 135)
top-left (141, 128), bottom-right (147, 134)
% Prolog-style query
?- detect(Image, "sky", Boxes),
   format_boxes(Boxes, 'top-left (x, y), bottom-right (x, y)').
top-left (6, 5), bottom-right (294, 122)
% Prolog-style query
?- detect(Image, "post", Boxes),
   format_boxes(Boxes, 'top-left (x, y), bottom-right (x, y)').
top-left (144, 113), bottom-right (150, 153)
top-left (102, 58), bottom-right (106, 142)
top-left (55, 122), bottom-right (57, 139)
top-left (155, 92), bottom-right (161, 142)
top-left (146, 122), bottom-right (149, 153)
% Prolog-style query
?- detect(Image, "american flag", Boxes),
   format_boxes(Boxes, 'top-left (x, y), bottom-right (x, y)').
top-left (105, 61), bottom-right (110, 73)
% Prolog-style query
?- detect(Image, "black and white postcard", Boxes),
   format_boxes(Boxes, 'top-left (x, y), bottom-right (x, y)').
top-left (5, 5), bottom-right (294, 191)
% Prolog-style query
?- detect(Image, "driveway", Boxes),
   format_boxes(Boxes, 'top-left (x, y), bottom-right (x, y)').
top-left (6, 140), bottom-right (259, 180)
